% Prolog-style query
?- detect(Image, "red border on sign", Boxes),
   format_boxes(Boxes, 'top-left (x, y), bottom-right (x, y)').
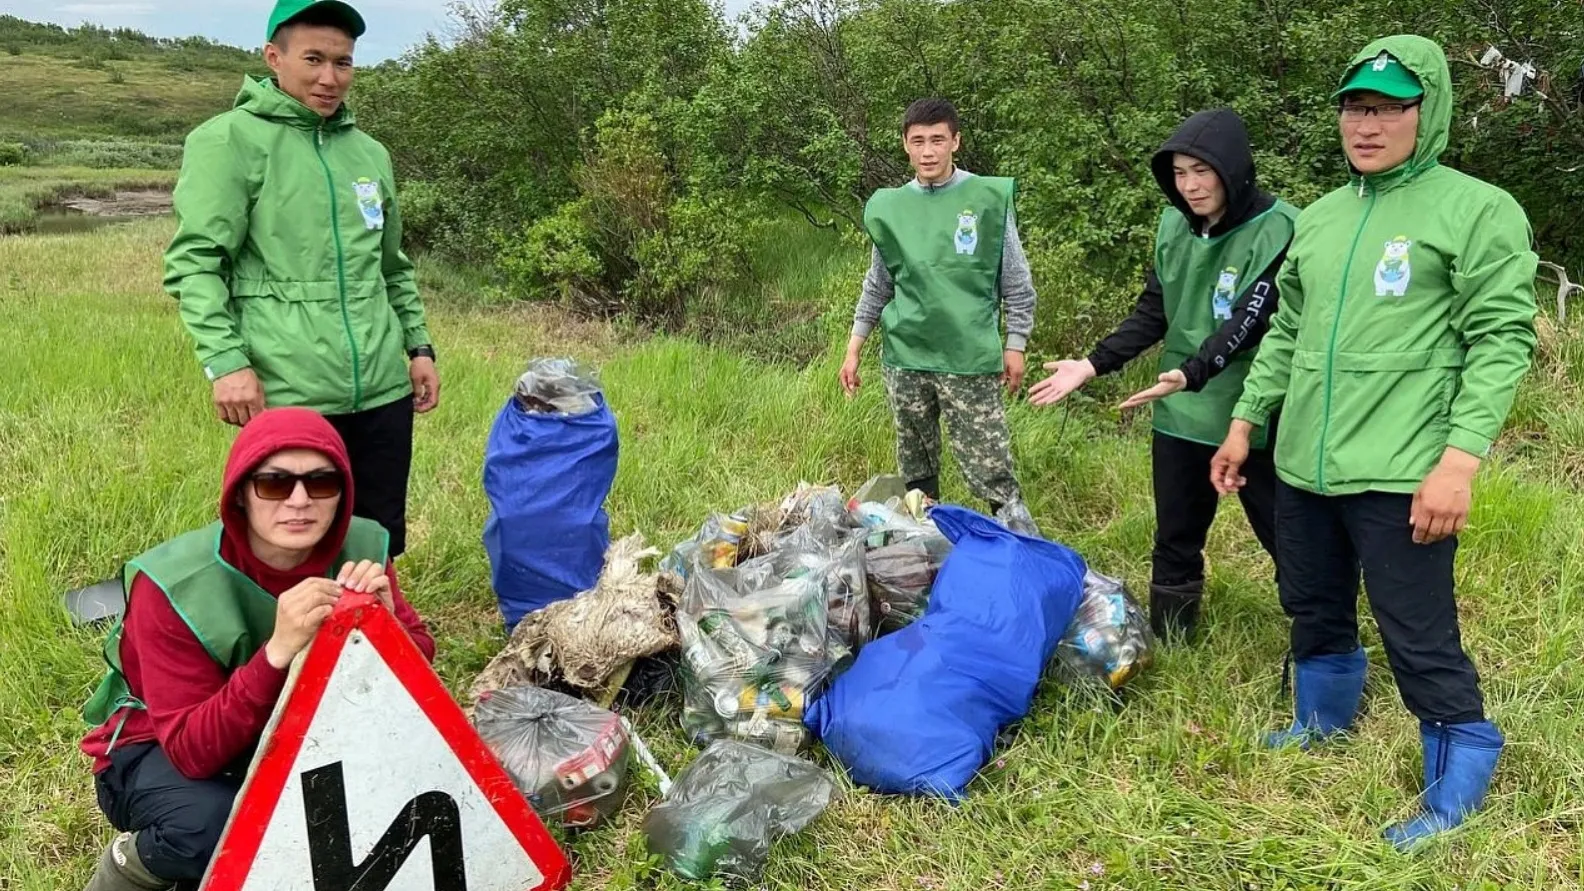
top-left (201, 594), bottom-right (572, 891)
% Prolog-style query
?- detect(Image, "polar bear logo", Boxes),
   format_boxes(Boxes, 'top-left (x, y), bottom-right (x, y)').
top-left (1211, 267), bottom-right (1239, 320)
top-left (954, 210), bottom-right (978, 255)
top-left (1374, 236), bottom-right (1413, 297)
top-left (354, 178), bottom-right (384, 231)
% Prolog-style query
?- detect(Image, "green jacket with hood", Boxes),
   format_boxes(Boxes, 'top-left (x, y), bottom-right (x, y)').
top-left (163, 77), bottom-right (430, 416)
top-left (1232, 35), bottom-right (1538, 495)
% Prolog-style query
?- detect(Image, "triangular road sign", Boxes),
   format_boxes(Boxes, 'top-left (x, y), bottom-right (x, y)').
top-left (201, 593), bottom-right (572, 891)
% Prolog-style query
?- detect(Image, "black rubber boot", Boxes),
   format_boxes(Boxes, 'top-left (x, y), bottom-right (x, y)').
top-left (85, 832), bottom-right (172, 891)
top-left (1149, 580), bottom-right (1205, 643)
top-left (905, 474), bottom-right (940, 501)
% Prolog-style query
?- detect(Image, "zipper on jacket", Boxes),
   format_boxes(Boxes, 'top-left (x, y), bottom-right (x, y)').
top-left (313, 123), bottom-right (363, 412)
top-left (1317, 181), bottom-right (1377, 492)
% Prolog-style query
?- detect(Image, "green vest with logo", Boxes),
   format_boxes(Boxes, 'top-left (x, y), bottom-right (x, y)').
top-left (1153, 200), bottom-right (1299, 448)
top-left (863, 174), bottom-right (1012, 375)
top-left (82, 518), bottom-right (389, 744)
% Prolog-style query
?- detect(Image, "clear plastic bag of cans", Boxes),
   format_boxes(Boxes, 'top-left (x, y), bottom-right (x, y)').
top-left (677, 557), bottom-right (830, 755)
top-left (1053, 569), bottom-right (1155, 690)
top-left (472, 685), bottom-right (632, 828)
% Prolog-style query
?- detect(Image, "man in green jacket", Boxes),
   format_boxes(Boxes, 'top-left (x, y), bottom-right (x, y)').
top-left (164, 0), bottom-right (437, 557)
top-left (1212, 35), bottom-right (1538, 849)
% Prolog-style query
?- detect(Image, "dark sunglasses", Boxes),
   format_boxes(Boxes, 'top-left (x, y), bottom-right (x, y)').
top-left (250, 470), bottom-right (344, 501)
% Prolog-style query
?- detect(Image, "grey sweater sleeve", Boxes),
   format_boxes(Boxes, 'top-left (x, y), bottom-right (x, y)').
top-left (852, 245), bottom-right (894, 338)
top-left (1000, 205), bottom-right (1036, 352)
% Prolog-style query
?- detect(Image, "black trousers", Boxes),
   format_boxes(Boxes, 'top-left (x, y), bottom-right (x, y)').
top-left (1151, 429), bottom-right (1279, 587)
top-left (95, 743), bottom-right (244, 885)
top-left (1274, 481), bottom-right (1485, 725)
top-left (326, 395), bottom-right (414, 558)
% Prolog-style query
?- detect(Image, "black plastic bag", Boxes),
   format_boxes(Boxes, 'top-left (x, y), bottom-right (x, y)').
top-left (644, 739), bottom-right (838, 882)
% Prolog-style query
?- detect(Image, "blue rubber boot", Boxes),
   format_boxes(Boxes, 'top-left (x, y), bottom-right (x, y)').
top-left (1264, 647), bottom-right (1367, 749)
top-left (1385, 720), bottom-right (1504, 851)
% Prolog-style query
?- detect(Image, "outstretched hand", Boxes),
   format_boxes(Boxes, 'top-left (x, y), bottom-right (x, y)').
top-left (1028, 359), bottom-right (1096, 407)
top-left (1119, 369), bottom-right (1187, 410)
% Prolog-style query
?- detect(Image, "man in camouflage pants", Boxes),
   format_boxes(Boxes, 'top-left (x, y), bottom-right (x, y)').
top-left (838, 98), bottom-right (1034, 518)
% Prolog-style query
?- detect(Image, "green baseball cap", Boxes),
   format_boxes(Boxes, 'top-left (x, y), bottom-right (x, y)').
top-left (1333, 50), bottom-right (1423, 100)
top-left (266, 0), bottom-right (366, 42)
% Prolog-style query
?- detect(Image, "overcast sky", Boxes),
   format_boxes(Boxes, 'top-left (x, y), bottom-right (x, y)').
top-left (4, 0), bottom-right (756, 62)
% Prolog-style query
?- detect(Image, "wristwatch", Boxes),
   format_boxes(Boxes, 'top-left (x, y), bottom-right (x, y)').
top-left (408, 345), bottom-right (436, 362)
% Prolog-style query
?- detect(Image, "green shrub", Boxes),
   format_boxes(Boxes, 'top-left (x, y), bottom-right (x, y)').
top-left (499, 200), bottom-right (606, 307)
top-left (497, 110), bottom-right (759, 327)
top-left (37, 139), bottom-right (181, 169)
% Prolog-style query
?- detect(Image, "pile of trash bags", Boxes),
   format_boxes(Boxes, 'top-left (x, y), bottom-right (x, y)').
top-left (475, 687), bottom-right (841, 884)
top-left (471, 466), bottom-right (1159, 884)
top-left (659, 476), bottom-right (1158, 758)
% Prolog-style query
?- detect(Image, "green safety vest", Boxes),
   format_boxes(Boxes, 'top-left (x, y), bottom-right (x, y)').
top-left (864, 174), bottom-right (1013, 375)
top-left (83, 518), bottom-right (389, 747)
top-left (1153, 200), bottom-right (1299, 448)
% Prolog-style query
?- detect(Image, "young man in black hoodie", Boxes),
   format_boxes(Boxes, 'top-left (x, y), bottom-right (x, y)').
top-left (1029, 108), bottom-right (1299, 641)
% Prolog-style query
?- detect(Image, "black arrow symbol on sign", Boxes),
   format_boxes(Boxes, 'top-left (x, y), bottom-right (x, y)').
top-left (302, 761), bottom-right (468, 891)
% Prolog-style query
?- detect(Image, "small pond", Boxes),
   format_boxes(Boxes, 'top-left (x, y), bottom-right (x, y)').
top-left (23, 208), bottom-right (146, 235)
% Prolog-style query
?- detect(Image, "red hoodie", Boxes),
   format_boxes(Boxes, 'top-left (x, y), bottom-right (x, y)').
top-left (80, 408), bottom-right (435, 778)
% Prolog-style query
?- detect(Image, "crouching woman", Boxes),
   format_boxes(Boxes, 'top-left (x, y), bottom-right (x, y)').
top-left (78, 407), bottom-right (436, 890)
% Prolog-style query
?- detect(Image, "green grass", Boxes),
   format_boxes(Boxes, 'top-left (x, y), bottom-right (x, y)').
top-left (0, 52), bottom-right (252, 143)
top-left (2, 220), bottom-right (1582, 890)
top-left (0, 165), bottom-right (175, 231)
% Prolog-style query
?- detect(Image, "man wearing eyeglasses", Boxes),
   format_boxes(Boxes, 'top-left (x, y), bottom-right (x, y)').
top-left (1211, 35), bottom-right (1538, 849)
top-left (164, 0), bottom-right (436, 559)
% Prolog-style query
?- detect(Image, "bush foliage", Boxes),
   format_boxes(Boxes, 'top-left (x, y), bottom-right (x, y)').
top-left (353, 0), bottom-right (1584, 339)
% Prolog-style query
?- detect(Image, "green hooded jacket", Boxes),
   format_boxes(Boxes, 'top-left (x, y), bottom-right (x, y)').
top-left (163, 77), bottom-right (430, 416)
top-left (1232, 35), bottom-right (1538, 495)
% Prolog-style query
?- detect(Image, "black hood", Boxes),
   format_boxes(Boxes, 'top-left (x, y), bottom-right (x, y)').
top-left (1150, 108), bottom-right (1273, 236)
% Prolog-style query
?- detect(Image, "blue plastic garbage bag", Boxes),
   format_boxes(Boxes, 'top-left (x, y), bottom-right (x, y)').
top-left (803, 505), bottom-right (1085, 799)
top-left (483, 394), bottom-right (619, 631)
